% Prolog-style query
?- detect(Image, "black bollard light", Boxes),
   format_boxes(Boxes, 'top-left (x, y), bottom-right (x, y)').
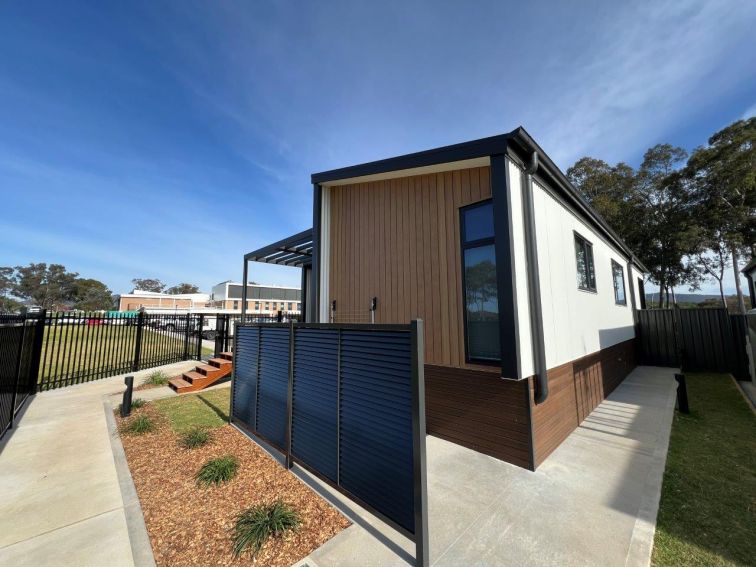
top-left (674, 373), bottom-right (689, 414)
top-left (121, 375), bottom-right (134, 417)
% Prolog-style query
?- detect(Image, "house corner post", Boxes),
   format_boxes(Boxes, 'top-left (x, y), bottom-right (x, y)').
top-left (411, 319), bottom-right (429, 567)
top-left (241, 258), bottom-right (249, 324)
top-left (490, 154), bottom-right (520, 379)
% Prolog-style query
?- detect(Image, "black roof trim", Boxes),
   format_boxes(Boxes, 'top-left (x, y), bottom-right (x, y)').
top-left (309, 126), bottom-right (647, 272)
top-left (742, 257), bottom-right (756, 274)
top-left (245, 228), bottom-right (313, 267)
top-left (311, 133), bottom-right (510, 185)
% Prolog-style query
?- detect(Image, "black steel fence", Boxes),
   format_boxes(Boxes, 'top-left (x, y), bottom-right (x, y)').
top-left (637, 308), bottom-right (751, 379)
top-left (230, 320), bottom-right (429, 566)
top-left (1, 316), bottom-right (44, 438)
top-left (0, 310), bottom-right (300, 392)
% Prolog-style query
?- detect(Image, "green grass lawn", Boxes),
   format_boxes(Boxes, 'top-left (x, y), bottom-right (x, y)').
top-left (39, 325), bottom-right (213, 385)
top-left (652, 373), bottom-right (756, 567)
top-left (153, 387), bottom-right (231, 433)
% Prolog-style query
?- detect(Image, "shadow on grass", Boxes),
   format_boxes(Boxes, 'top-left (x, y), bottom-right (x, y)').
top-left (197, 392), bottom-right (229, 423)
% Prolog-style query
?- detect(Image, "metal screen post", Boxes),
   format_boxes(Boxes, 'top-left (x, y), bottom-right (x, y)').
top-left (336, 327), bottom-right (341, 485)
top-left (228, 319), bottom-right (239, 423)
top-left (285, 320), bottom-right (295, 469)
top-left (132, 311), bottom-right (144, 371)
top-left (410, 319), bottom-right (429, 567)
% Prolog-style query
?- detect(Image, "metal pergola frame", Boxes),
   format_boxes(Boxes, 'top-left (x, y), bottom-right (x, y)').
top-left (241, 229), bottom-right (313, 323)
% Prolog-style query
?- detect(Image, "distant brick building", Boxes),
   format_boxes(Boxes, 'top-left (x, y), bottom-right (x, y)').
top-left (209, 281), bottom-right (301, 315)
top-left (116, 290), bottom-right (211, 312)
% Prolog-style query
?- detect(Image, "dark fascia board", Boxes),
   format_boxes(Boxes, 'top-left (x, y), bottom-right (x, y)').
top-left (310, 133), bottom-right (511, 185)
top-left (506, 127), bottom-right (649, 274)
top-left (244, 228), bottom-right (313, 261)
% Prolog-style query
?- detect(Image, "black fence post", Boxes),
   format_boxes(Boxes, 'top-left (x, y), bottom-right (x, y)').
top-left (183, 313), bottom-right (191, 360)
top-left (410, 319), bottom-right (429, 567)
top-left (285, 320), bottom-right (295, 469)
top-left (215, 315), bottom-right (226, 358)
top-left (9, 322), bottom-right (27, 429)
top-left (277, 310), bottom-right (283, 323)
top-left (133, 311), bottom-right (144, 372)
top-left (28, 310), bottom-right (46, 395)
top-left (196, 314), bottom-right (204, 360)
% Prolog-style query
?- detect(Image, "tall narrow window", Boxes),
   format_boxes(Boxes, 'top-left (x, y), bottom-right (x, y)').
top-left (461, 201), bottom-right (500, 362)
top-left (574, 232), bottom-right (596, 291)
top-left (612, 260), bottom-right (626, 305)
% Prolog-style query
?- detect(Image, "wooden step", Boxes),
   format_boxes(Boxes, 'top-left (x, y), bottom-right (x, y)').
top-left (196, 363), bottom-right (222, 377)
top-left (183, 371), bottom-right (208, 384)
top-left (168, 377), bottom-right (193, 393)
top-left (220, 351), bottom-right (233, 361)
top-left (208, 357), bottom-right (232, 368)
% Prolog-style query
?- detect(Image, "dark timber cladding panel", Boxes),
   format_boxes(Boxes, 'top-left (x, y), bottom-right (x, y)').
top-left (256, 327), bottom-right (290, 448)
top-left (425, 364), bottom-right (532, 469)
top-left (232, 326), bottom-right (259, 430)
top-left (291, 328), bottom-right (338, 482)
top-left (531, 338), bottom-right (637, 467)
top-left (328, 166), bottom-right (491, 368)
top-left (339, 329), bottom-right (414, 534)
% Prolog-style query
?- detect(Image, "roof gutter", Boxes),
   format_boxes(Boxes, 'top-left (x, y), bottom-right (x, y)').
top-left (521, 151), bottom-right (549, 404)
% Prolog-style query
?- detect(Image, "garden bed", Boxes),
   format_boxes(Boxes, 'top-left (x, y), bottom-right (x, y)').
top-left (116, 388), bottom-right (349, 566)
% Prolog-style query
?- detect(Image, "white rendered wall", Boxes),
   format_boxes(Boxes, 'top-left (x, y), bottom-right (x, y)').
top-left (508, 158), bottom-right (640, 375)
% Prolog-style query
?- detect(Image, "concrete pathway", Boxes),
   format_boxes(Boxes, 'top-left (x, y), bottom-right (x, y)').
top-left (295, 366), bottom-right (677, 567)
top-left (0, 361), bottom-right (196, 567)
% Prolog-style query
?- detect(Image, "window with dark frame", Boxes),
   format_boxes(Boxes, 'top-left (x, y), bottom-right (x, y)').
top-left (574, 232), bottom-right (596, 291)
top-left (612, 260), bottom-right (626, 305)
top-left (460, 200), bottom-right (500, 362)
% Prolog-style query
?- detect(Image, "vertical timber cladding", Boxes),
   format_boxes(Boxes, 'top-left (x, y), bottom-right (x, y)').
top-left (327, 166), bottom-right (491, 368)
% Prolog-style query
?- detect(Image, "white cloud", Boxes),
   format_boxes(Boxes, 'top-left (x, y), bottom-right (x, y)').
top-left (743, 102), bottom-right (756, 120)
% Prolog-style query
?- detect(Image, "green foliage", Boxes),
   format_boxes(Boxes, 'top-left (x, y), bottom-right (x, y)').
top-left (144, 370), bottom-right (169, 386)
top-left (179, 427), bottom-right (211, 449)
top-left (131, 278), bottom-right (165, 293)
top-left (652, 373), bottom-right (756, 566)
top-left (195, 455), bottom-right (238, 486)
top-left (122, 414), bottom-right (154, 435)
top-left (166, 283), bottom-right (200, 294)
top-left (71, 278), bottom-right (114, 311)
top-left (232, 500), bottom-right (301, 558)
top-left (12, 263), bottom-right (79, 310)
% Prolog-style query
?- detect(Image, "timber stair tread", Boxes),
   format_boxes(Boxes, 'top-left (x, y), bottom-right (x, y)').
top-left (168, 353), bottom-right (234, 394)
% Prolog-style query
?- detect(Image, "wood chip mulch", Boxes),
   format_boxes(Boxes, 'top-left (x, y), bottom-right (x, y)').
top-left (117, 407), bottom-right (349, 566)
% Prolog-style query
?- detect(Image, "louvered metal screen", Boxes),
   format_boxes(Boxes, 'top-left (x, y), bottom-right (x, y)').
top-left (230, 320), bottom-right (428, 565)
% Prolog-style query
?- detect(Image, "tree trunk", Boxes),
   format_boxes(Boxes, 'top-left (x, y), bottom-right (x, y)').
top-left (658, 284), bottom-right (664, 309)
top-left (731, 245), bottom-right (747, 314)
top-left (671, 287), bottom-right (677, 306)
top-left (719, 278), bottom-right (727, 309)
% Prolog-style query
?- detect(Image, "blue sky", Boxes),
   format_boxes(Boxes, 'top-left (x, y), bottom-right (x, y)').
top-left (2, 1), bottom-right (755, 295)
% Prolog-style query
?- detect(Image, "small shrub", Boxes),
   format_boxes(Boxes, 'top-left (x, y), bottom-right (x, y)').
top-left (195, 455), bottom-right (238, 486)
top-left (122, 414), bottom-right (154, 435)
top-left (180, 427), bottom-right (211, 449)
top-left (232, 500), bottom-right (301, 558)
top-left (144, 370), bottom-right (169, 386)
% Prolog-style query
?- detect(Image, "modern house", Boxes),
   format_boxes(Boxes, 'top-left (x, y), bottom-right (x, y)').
top-left (116, 289), bottom-right (210, 312)
top-left (209, 281), bottom-right (302, 315)
top-left (242, 127), bottom-right (647, 470)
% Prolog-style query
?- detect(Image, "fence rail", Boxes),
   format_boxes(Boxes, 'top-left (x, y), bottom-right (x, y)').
top-left (230, 320), bottom-right (429, 566)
